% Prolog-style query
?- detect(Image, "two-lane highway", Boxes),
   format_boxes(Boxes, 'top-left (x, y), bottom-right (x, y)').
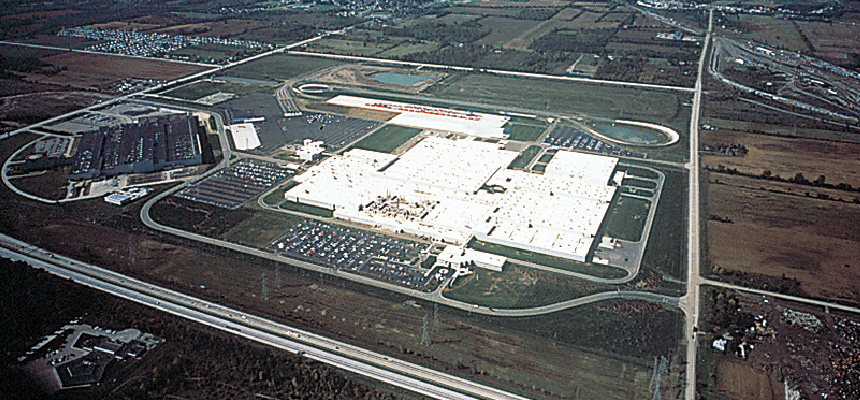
top-left (682, 7), bottom-right (713, 400)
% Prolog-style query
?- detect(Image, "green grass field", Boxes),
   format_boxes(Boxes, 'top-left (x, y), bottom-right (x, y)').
top-left (377, 41), bottom-right (441, 58)
top-left (507, 145), bottom-right (541, 169)
top-left (537, 152), bottom-right (555, 163)
top-left (224, 54), bottom-right (343, 81)
top-left (349, 124), bottom-right (422, 153)
top-left (622, 178), bottom-right (657, 189)
top-left (503, 121), bottom-right (547, 142)
top-left (306, 37), bottom-right (397, 57)
top-left (622, 166), bottom-right (659, 179)
top-left (166, 80), bottom-right (272, 100)
top-left (604, 196), bottom-right (651, 242)
top-left (261, 181), bottom-right (299, 206)
top-left (467, 239), bottom-right (628, 278)
top-left (443, 263), bottom-right (611, 308)
top-left (280, 200), bottom-right (334, 218)
top-left (220, 211), bottom-right (305, 248)
top-left (430, 74), bottom-right (690, 133)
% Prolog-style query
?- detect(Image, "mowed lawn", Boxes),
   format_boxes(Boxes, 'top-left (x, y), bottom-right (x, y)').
top-left (349, 124), bottom-right (421, 153)
top-left (604, 196), bottom-right (650, 242)
top-left (432, 73), bottom-right (689, 132)
top-left (443, 263), bottom-right (610, 308)
top-left (503, 121), bottom-right (548, 142)
top-left (507, 144), bottom-right (541, 169)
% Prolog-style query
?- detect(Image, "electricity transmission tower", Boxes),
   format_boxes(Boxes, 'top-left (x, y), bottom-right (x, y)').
top-left (421, 312), bottom-right (431, 347)
top-left (261, 272), bottom-right (270, 300)
top-left (648, 356), bottom-right (668, 400)
top-left (433, 303), bottom-right (439, 333)
top-left (127, 236), bottom-right (135, 270)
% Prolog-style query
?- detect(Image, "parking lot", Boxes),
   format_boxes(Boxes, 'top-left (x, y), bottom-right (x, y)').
top-left (175, 158), bottom-right (292, 209)
top-left (269, 222), bottom-right (431, 288)
top-left (280, 113), bottom-right (380, 149)
top-left (220, 94), bottom-right (379, 154)
top-left (544, 125), bottom-right (645, 158)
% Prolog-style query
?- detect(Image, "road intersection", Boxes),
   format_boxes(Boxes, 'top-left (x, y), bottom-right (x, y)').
top-left (681, 8), bottom-right (712, 400)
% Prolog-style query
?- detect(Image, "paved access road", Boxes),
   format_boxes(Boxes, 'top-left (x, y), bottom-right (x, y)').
top-left (141, 180), bottom-right (678, 316)
top-left (0, 233), bottom-right (532, 400)
top-left (681, 8), bottom-right (712, 400)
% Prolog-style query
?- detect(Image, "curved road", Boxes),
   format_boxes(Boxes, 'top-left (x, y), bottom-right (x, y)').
top-left (141, 183), bottom-right (678, 316)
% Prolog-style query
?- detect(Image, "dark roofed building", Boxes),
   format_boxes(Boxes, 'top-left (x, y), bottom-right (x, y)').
top-left (70, 114), bottom-right (203, 181)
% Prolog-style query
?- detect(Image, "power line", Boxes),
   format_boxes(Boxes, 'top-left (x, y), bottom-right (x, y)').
top-left (421, 312), bottom-right (431, 347)
top-left (649, 355), bottom-right (668, 400)
top-left (261, 272), bottom-right (269, 301)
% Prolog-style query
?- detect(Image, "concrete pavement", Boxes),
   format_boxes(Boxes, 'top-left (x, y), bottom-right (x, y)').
top-left (681, 8), bottom-right (712, 400)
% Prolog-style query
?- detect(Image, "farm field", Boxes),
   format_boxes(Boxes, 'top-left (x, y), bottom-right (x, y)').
top-left (702, 130), bottom-right (860, 188)
top-left (475, 17), bottom-right (544, 47)
top-left (19, 51), bottom-right (208, 91)
top-left (223, 53), bottom-right (343, 82)
top-left (795, 22), bottom-right (860, 64)
top-left (706, 173), bottom-right (860, 304)
top-left (713, 359), bottom-right (785, 400)
top-left (376, 41), bottom-right (441, 58)
top-left (306, 37), bottom-right (398, 57)
top-left (503, 8), bottom-right (582, 51)
top-left (733, 15), bottom-right (810, 53)
top-left (701, 93), bottom-right (860, 143)
top-left (268, 2), bottom-right (697, 85)
top-left (0, 91), bottom-right (109, 132)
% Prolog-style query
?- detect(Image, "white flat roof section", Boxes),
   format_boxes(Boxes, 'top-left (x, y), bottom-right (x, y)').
top-left (438, 245), bottom-right (506, 272)
top-left (542, 151), bottom-right (619, 186)
top-left (228, 123), bottom-right (261, 151)
top-left (328, 95), bottom-right (510, 138)
top-left (285, 136), bottom-right (620, 261)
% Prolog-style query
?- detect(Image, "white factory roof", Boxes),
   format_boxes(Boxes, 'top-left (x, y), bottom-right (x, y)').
top-left (438, 245), bottom-right (506, 272)
top-left (543, 150), bottom-right (619, 185)
top-left (328, 95), bottom-right (510, 138)
top-left (285, 136), bottom-right (620, 261)
top-left (229, 123), bottom-right (260, 151)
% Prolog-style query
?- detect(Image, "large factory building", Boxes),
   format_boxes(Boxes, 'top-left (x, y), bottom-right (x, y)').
top-left (285, 136), bottom-right (622, 261)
